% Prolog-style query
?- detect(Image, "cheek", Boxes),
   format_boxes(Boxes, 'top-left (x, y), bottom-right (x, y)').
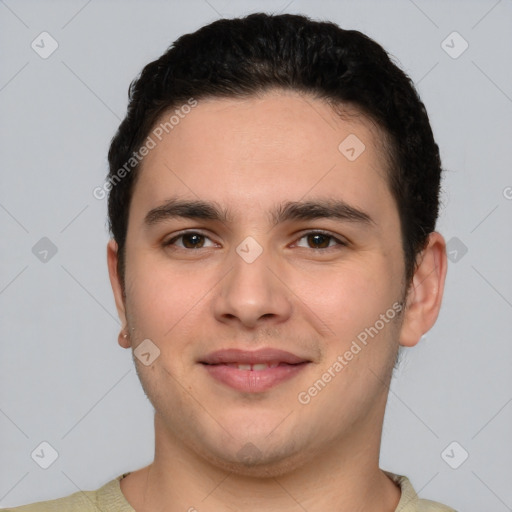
top-left (124, 252), bottom-right (219, 346)
top-left (291, 257), bottom-right (396, 339)
top-left (124, 257), bottom-right (189, 339)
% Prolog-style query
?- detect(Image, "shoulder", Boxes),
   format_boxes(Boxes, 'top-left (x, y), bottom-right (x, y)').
top-left (416, 499), bottom-right (458, 512)
top-left (0, 491), bottom-right (97, 512)
top-left (384, 471), bottom-right (458, 512)
top-left (0, 473), bottom-right (134, 512)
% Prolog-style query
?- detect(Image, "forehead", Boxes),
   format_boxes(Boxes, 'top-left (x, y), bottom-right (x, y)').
top-left (131, 90), bottom-right (394, 222)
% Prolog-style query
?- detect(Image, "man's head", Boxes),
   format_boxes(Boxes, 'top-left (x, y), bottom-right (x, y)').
top-left (106, 13), bottom-right (446, 477)
top-left (107, 13), bottom-right (442, 290)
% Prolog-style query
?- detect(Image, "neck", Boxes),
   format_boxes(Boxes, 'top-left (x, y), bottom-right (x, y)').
top-left (121, 407), bottom-right (401, 512)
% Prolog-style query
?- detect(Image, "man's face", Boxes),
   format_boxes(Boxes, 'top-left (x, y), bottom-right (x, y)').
top-left (111, 91), bottom-right (408, 475)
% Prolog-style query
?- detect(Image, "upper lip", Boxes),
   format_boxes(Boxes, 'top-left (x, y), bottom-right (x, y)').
top-left (200, 348), bottom-right (309, 365)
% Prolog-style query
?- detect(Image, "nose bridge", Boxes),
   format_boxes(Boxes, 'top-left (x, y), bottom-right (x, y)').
top-left (213, 237), bottom-right (292, 327)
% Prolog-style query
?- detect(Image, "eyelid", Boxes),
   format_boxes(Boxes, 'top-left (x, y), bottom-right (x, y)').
top-left (164, 230), bottom-right (218, 248)
top-left (163, 229), bottom-right (348, 249)
top-left (291, 230), bottom-right (348, 249)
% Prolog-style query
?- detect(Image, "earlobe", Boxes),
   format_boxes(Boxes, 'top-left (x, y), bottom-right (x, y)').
top-left (118, 329), bottom-right (131, 349)
top-left (399, 232), bottom-right (448, 347)
top-left (107, 239), bottom-right (130, 348)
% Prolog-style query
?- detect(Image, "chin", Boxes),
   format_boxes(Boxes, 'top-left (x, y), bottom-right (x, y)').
top-left (198, 437), bottom-right (308, 478)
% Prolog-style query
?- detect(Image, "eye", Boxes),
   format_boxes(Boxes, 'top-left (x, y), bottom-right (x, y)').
top-left (294, 231), bottom-right (347, 250)
top-left (164, 232), bottom-right (216, 249)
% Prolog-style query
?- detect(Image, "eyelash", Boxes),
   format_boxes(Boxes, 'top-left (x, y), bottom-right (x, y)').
top-left (163, 230), bottom-right (347, 251)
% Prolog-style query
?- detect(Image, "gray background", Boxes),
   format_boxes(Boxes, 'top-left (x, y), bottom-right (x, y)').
top-left (1, 0), bottom-right (511, 510)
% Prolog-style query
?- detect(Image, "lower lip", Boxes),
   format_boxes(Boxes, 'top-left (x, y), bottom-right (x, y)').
top-left (201, 363), bottom-right (309, 393)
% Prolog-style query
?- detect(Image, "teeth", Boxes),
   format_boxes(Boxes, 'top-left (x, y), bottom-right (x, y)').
top-left (230, 362), bottom-right (281, 371)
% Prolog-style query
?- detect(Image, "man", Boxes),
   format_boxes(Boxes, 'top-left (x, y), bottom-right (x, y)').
top-left (6, 12), bottom-right (455, 511)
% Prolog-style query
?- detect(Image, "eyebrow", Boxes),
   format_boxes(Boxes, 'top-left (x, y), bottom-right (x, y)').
top-left (271, 199), bottom-right (374, 227)
top-left (143, 197), bottom-right (374, 228)
top-left (144, 198), bottom-right (229, 226)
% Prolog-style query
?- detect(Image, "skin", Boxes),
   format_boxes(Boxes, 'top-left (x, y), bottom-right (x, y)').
top-left (107, 90), bottom-right (447, 511)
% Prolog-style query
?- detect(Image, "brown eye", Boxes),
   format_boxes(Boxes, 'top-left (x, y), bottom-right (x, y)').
top-left (307, 233), bottom-right (332, 249)
top-left (165, 232), bottom-right (215, 249)
top-left (180, 233), bottom-right (205, 248)
top-left (294, 231), bottom-right (346, 250)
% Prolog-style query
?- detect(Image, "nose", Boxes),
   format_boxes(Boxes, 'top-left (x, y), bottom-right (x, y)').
top-left (212, 244), bottom-right (292, 329)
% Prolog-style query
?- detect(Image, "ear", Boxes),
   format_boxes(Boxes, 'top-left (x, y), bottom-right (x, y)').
top-left (107, 239), bottom-right (130, 348)
top-left (399, 232), bottom-right (448, 347)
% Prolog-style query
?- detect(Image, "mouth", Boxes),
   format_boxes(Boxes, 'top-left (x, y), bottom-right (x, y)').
top-left (213, 361), bottom-right (293, 371)
top-left (199, 348), bottom-right (311, 393)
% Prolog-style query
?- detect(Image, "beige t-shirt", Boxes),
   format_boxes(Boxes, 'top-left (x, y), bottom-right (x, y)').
top-left (2, 471), bottom-right (457, 511)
